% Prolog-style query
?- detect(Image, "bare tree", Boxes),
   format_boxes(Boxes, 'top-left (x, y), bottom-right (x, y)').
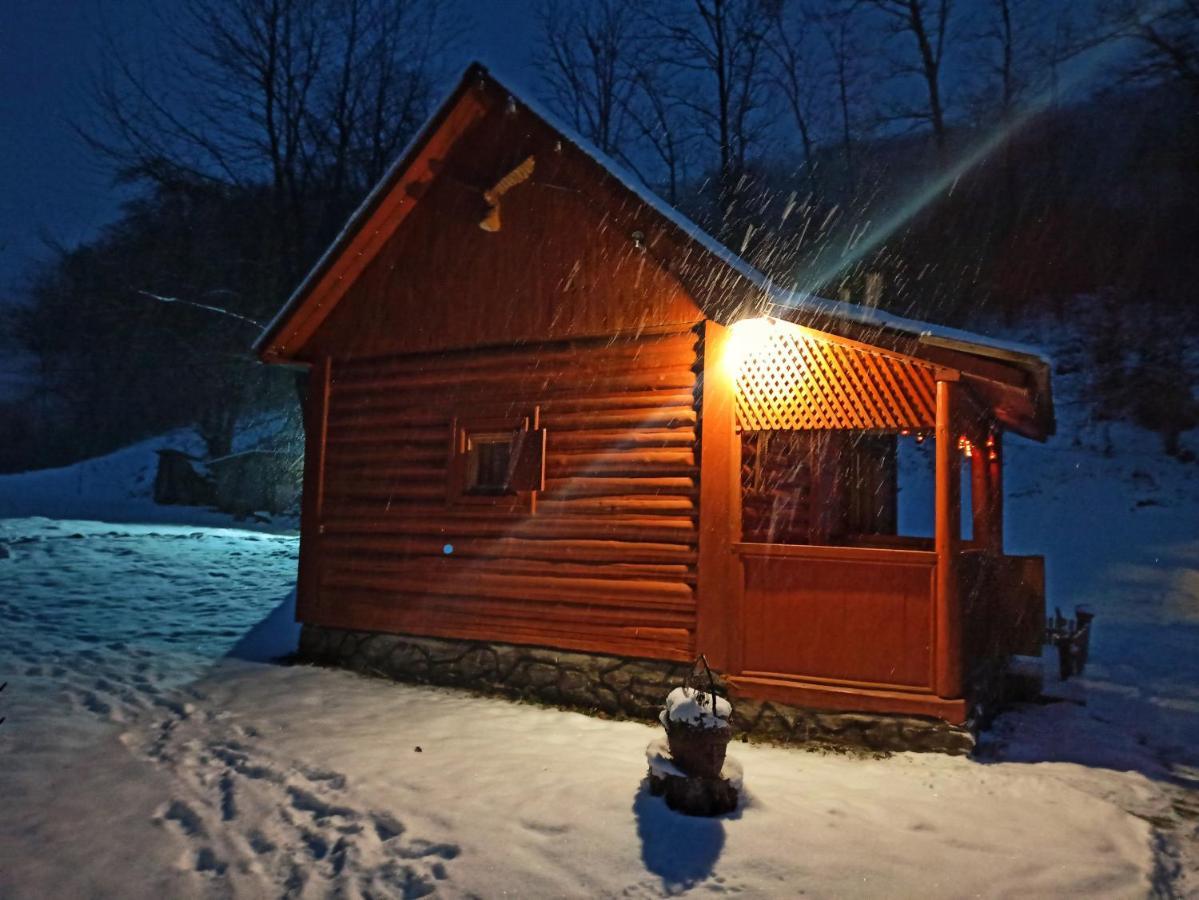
top-left (856, 0), bottom-right (955, 152)
top-left (765, 1), bottom-right (822, 179)
top-left (61, 0), bottom-right (457, 461)
top-left (535, 0), bottom-right (641, 157)
top-left (623, 64), bottom-right (694, 205)
top-left (816, 3), bottom-right (872, 185)
top-left (646, 0), bottom-right (776, 201)
top-left (81, 0), bottom-right (455, 287)
top-left (1099, 0), bottom-right (1199, 100)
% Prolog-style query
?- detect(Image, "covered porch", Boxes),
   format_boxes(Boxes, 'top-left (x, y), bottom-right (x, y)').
top-left (697, 316), bottom-right (1049, 725)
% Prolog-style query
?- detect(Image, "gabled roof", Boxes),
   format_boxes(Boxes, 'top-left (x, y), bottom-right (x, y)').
top-left (256, 62), bottom-right (1053, 440)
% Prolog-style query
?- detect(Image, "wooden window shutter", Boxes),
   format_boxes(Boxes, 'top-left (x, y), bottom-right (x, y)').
top-left (506, 426), bottom-right (546, 492)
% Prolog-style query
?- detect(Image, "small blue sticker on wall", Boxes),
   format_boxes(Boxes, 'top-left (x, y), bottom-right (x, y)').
top-left (442, 544), bottom-right (454, 555)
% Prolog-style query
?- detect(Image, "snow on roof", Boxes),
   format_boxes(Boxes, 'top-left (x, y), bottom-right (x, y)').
top-left (477, 64), bottom-right (1051, 369)
top-left (256, 61), bottom-right (1051, 374)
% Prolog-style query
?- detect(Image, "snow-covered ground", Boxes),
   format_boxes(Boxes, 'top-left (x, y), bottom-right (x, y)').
top-left (1, 310), bottom-right (1197, 897)
top-left (0, 515), bottom-right (1186, 898)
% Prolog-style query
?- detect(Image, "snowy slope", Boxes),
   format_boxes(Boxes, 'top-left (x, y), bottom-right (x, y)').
top-left (0, 424), bottom-right (299, 530)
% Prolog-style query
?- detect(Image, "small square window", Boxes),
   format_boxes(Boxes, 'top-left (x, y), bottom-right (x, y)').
top-left (465, 432), bottom-right (514, 495)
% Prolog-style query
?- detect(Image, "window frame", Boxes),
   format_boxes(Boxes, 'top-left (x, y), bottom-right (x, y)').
top-left (447, 408), bottom-right (545, 512)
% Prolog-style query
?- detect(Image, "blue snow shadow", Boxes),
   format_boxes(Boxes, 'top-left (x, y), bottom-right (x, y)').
top-left (632, 779), bottom-right (744, 891)
top-left (226, 589), bottom-right (300, 662)
top-left (977, 618), bottom-right (1199, 784)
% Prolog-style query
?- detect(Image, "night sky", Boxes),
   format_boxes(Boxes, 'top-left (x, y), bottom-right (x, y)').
top-left (0, 0), bottom-right (540, 300)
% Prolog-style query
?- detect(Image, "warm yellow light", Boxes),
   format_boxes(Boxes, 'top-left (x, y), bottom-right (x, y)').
top-left (724, 317), bottom-right (777, 378)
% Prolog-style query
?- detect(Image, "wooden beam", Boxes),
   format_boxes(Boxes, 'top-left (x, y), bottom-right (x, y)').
top-left (727, 674), bottom-right (970, 725)
top-left (297, 357), bottom-right (331, 622)
top-left (988, 430), bottom-right (1004, 555)
top-left (934, 378), bottom-right (963, 700)
top-left (696, 321), bottom-right (743, 673)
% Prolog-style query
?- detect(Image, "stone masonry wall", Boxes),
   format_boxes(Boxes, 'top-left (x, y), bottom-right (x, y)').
top-left (297, 625), bottom-right (976, 755)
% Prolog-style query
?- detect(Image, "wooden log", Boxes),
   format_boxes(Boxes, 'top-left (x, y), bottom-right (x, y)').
top-left (330, 364), bottom-right (696, 398)
top-left (546, 459), bottom-right (698, 479)
top-left (544, 448), bottom-right (696, 468)
top-left (540, 408), bottom-right (697, 430)
top-left (548, 428), bottom-right (696, 450)
top-left (326, 426), bottom-right (450, 447)
top-left (319, 569), bottom-right (695, 608)
top-left (324, 446), bottom-right (449, 467)
top-left (320, 513), bottom-right (698, 544)
top-left (316, 582), bottom-right (696, 627)
top-left (323, 485), bottom-right (447, 505)
top-left (328, 389), bottom-right (696, 421)
top-left (542, 477), bottom-right (697, 498)
top-left (318, 535), bottom-right (699, 565)
top-left (534, 496), bottom-right (696, 516)
top-left (320, 553), bottom-right (694, 584)
top-left (325, 463), bottom-right (446, 483)
top-left (333, 330), bottom-right (699, 380)
top-left (305, 598), bottom-right (696, 662)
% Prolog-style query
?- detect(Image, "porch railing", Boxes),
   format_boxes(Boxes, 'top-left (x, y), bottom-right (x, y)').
top-left (733, 543), bottom-right (1045, 700)
top-left (735, 542), bottom-right (938, 693)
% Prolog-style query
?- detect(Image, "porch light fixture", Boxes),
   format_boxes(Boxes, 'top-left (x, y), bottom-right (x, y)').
top-left (724, 316), bottom-right (779, 379)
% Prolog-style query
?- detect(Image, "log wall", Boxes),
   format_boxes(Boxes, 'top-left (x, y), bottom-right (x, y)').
top-left (301, 327), bottom-right (703, 662)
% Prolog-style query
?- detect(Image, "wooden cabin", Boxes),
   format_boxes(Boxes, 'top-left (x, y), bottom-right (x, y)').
top-left (256, 64), bottom-right (1053, 730)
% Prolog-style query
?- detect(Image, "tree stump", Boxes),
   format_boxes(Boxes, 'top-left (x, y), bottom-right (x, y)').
top-left (646, 737), bottom-right (741, 817)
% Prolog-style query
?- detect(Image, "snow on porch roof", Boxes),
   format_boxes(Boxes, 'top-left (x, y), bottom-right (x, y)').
top-left (254, 62), bottom-right (1053, 438)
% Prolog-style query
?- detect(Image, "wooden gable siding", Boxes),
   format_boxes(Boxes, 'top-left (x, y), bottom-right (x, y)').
top-left (302, 328), bottom-right (702, 661)
top-left (301, 93), bottom-right (703, 361)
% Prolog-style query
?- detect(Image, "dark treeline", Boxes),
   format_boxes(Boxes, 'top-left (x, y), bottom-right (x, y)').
top-left (4, 0), bottom-right (1198, 472)
top-left (5, 0), bottom-right (456, 471)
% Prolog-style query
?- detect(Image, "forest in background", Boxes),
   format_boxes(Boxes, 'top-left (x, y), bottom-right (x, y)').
top-left (2, 0), bottom-right (1197, 473)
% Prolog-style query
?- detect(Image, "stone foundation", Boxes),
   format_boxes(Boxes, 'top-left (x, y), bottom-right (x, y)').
top-left (297, 625), bottom-right (976, 755)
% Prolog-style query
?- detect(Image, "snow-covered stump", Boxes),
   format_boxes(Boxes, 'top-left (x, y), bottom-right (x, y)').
top-left (646, 737), bottom-right (742, 817)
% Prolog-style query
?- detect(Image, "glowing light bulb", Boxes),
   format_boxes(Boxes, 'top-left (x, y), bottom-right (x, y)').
top-left (724, 317), bottom-right (776, 378)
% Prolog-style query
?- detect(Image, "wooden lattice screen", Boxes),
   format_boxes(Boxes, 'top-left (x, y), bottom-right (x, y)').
top-left (733, 321), bottom-right (937, 431)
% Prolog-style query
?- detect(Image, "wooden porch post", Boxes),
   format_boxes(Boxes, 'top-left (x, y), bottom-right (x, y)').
top-left (970, 439), bottom-right (991, 550)
top-left (696, 321), bottom-right (743, 673)
top-left (988, 430), bottom-right (1004, 554)
top-left (934, 375), bottom-right (963, 699)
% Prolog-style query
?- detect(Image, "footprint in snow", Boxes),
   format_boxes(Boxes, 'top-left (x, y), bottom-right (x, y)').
top-left (162, 799), bottom-right (207, 838)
